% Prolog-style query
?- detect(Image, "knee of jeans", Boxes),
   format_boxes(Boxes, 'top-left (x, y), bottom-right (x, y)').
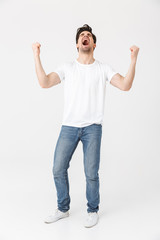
top-left (52, 166), bottom-right (60, 177)
top-left (52, 165), bottom-right (66, 177)
top-left (85, 171), bottom-right (99, 181)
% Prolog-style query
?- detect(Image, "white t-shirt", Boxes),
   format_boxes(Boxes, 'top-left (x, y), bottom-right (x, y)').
top-left (54, 59), bottom-right (118, 127)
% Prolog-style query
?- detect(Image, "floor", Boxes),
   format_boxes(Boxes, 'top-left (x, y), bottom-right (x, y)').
top-left (1, 188), bottom-right (160, 240)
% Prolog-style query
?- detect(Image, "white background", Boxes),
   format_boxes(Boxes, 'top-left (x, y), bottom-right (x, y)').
top-left (0, 0), bottom-right (160, 239)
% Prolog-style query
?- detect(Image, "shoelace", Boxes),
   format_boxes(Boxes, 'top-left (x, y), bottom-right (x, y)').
top-left (55, 208), bottom-right (66, 214)
top-left (86, 212), bottom-right (97, 221)
top-left (55, 208), bottom-right (59, 213)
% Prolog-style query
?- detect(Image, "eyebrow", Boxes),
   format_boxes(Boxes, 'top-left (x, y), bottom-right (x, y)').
top-left (80, 33), bottom-right (92, 36)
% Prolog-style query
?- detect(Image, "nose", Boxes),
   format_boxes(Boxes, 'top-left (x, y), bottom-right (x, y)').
top-left (83, 35), bottom-right (89, 39)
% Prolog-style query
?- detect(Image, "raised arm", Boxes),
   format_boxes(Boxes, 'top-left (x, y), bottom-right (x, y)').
top-left (32, 42), bottom-right (61, 88)
top-left (110, 45), bottom-right (140, 91)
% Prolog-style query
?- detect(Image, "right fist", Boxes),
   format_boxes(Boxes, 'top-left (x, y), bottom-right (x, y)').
top-left (32, 42), bottom-right (41, 57)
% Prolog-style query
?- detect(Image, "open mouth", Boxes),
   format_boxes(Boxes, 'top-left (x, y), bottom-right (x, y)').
top-left (82, 39), bottom-right (89, 46)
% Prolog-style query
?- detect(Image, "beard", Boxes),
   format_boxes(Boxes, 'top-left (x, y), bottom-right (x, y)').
top-left (79, 45), bottom-right (93, 53)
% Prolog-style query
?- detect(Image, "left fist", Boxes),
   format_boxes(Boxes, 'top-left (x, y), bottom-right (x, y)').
top-left (129, 45), bottom-right (139, 61)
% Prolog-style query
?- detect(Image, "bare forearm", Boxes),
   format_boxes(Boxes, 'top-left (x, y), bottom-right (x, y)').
top-left (34, 55), bottom-right (49, 87)
top-left (124, 59), bottom-right (136, 90)
top-left (123, 45), bottom-right (139, 90)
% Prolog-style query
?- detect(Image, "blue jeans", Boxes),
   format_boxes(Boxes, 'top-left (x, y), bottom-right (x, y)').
top-left (52, 123), bottom-right (102, 213)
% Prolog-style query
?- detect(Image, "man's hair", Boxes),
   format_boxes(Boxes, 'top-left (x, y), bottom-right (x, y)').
top-left (76, 24), bottom-right (97, 44)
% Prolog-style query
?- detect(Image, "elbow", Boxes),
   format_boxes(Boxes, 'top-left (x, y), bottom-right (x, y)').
top-left (122, 84), bottom-right (132, 91)
top-left (39, 76), bottom-right (49, 88)
top-left (122, 76), bottom-right (132, 91)
top-left (39, 83), bottom-right (45, 88)
top-left (40, 81), bottom-right (48, 88)
top-left (123, 87), bottom-right (131, 91)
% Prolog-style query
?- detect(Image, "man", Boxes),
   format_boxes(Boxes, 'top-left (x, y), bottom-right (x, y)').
top-left (32, 24), bottom-right (139, 228)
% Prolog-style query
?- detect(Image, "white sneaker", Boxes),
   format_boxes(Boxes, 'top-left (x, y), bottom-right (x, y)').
top-left (84, 212), bottom-right (99, 228)
top-left (44, 208), bottom-right (69, 223)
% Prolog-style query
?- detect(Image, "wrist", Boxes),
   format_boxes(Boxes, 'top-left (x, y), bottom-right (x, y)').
top-left (34, 54), bottom-right (40, 60)
top-left (131, 58), bottom-right (137, 65)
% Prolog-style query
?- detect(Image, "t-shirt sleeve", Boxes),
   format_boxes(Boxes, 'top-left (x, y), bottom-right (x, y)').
top-left (54, 63), bottom-right (65, 82)
top-left (103, 63), bottom-right (119, 83)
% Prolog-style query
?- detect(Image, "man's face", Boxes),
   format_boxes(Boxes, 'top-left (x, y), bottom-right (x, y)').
top-left (76, 31), bottom-right (96, 53)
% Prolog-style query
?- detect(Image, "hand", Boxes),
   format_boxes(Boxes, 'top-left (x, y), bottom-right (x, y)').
top-left (129, 45), bottom-right (139, 62)
top-left (32, 42), bottom-right (41, 57)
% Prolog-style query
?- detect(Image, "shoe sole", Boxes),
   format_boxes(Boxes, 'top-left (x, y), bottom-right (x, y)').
top-left (84, 222), bottom-right (98, 228)
top-left (84, 217), bottom-right (99, 228)
top-left (44, 214), bottom-right (69, 224)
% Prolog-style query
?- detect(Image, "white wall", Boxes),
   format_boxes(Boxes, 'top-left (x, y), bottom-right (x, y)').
top-left (0, 0), bottom-right (160, 239)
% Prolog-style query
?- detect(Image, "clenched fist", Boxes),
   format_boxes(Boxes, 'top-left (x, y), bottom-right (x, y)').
top-left (32, 42), bottom-right (41, 57)
top-left (129, 45), bottom-right (139, 62)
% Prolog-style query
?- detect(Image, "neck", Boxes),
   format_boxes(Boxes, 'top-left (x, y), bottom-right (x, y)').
top-left (77, 53), bottom-right (95, 65)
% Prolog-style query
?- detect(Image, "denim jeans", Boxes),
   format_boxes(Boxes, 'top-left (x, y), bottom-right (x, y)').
top-left (52, 123), bottom-right (102, 213)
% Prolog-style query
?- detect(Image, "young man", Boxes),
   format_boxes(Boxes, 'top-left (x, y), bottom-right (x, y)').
top-left (32, 24), bottom-right (139, 228)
